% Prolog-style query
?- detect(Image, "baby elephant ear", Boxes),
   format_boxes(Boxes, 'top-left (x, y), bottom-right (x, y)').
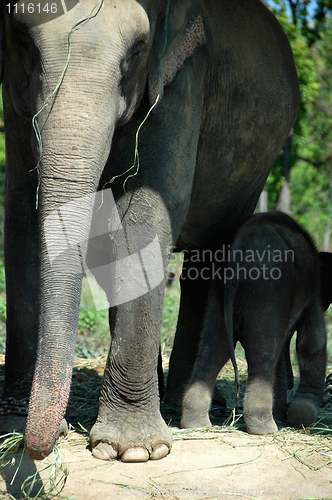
top-left (148, 3), bottom-right (206, 107)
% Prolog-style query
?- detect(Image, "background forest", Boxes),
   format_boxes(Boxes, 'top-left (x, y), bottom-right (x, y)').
top-left (0, 0), bottom-right (331, 360)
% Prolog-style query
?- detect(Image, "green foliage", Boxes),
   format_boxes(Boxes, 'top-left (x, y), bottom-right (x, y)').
top-left (267, 0), bottom-right (332, 45)
top-left (290, 161), bottom-right (331, 241)
top-left (0, 259), bottom-right (5, 292)
top-left (263, 3), bottom-right (332, 248)
top-left (75, 277), bottom-right (109, 358)
top-left (78, 310), bottom-right (99, 334)
top-left (268, 2), bottom-right (320, 139)
top-left (290, 19), bottom-right (332, 246)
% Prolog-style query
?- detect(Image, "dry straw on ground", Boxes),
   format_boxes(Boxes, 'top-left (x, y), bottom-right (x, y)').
top-left (0, 355), bottom-right (331, 499)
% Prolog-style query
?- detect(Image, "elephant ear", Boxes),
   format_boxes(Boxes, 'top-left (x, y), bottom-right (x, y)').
top-left (148, 2), bottom-right (206, 107)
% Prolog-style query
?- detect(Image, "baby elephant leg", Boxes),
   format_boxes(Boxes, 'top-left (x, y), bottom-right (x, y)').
top-left (181, 285), bottom-right (230, 429)
top-left (244, 372), bottom-right (277, 435)
top-left (287, 301), bottom-right (326, 428)
top-left (241, 313), bottom-right (284, 435)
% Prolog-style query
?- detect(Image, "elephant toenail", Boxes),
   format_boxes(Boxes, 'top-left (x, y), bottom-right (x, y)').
top-left (150, 443), bottom-right (169, 460)
top-left (121, 447), bottom-right (149, 462)
top-left (92, 442), bottom-right (117, 460)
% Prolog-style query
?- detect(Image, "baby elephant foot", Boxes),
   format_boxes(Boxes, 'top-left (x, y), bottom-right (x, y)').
top-left (244, 379), bottom-right (277, 435)
top-left (287, 397), bottom-right (319, 428)
top-left (90, 408), bottom-right (172, 462)
top-left (181, 381), bottom-right (212, 429)
top-left (245, 413), bottom-right (278, 435)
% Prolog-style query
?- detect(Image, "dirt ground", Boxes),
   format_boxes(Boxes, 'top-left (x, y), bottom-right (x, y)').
top-left (0, 358), bottom-right (332, 500)
top-left (1, 426), bottom-right (332, 500)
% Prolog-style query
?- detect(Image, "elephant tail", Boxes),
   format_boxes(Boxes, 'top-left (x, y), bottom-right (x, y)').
top-left (224, 279), bottom-right (240, 398)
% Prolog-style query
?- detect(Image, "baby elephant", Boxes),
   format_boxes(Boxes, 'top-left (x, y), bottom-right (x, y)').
top-left (181, 212), bottom-right (329, 434)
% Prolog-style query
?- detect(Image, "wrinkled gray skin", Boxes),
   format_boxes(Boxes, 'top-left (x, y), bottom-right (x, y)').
top-left (0, 0), bottom-right (299, 461)
top-left (181, 212), bottom-right (328, 434)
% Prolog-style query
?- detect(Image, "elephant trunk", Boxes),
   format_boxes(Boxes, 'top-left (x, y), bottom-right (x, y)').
top-left (25, 268), bottom-right (81, 459)
top-left (24, 112), bottom-right (116, 459)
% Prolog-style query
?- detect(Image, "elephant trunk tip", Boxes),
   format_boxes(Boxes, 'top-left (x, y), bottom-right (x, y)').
top-left (24, 432), bottom-right (56, 460)
top-left (24, 441), bottom-right (54, 460)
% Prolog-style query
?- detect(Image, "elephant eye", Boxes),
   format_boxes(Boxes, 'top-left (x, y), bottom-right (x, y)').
top-left (128, 40), bottom-right (146, 63)
top-left (121, 40), bottom-right (147, 76)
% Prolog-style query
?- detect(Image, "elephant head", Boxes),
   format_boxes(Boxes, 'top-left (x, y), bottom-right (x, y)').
top-left (0, 0), bottom-right (206, 459)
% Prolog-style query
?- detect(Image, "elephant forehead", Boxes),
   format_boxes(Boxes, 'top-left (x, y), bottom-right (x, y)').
top-left (116, 5), bottom-right (151, 46)
top-left (11, 0), bottom-right (152, 52)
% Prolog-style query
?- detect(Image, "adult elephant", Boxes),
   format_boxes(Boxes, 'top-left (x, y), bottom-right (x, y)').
top-left (0, 0), bottom-right (299, 461)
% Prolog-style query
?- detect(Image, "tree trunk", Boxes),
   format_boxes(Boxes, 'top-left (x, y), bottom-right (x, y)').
top-left (322, 220), bottom-right (331, 251)
top-left (277, 180), bottom-right (291, 214)
top-left (259, 190), bottom-right (268, 213)
top-left (277, 134), bottom-right (292, 214)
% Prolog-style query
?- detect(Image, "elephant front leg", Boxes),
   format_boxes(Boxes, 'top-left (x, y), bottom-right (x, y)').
top-left (90, 284), bottom-right (173, 462)
top-left (287, 301), bottom-right (326, 428)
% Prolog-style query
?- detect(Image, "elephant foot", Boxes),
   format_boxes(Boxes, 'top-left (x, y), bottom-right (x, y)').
top-left (287, 397), bottom-right (319, 428)
top-left (245, 414), bottom-right (278, 435)
top-left (244, 379), bottom-right (277, 435)
top-left (181, 380), bottom-right (213, 429)
top-left (90, 408), bottom-right (172, 462)
top-left (92, 442), bottom-right (169, 462)
top-left (180, 413), bottom-right (211, 429)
